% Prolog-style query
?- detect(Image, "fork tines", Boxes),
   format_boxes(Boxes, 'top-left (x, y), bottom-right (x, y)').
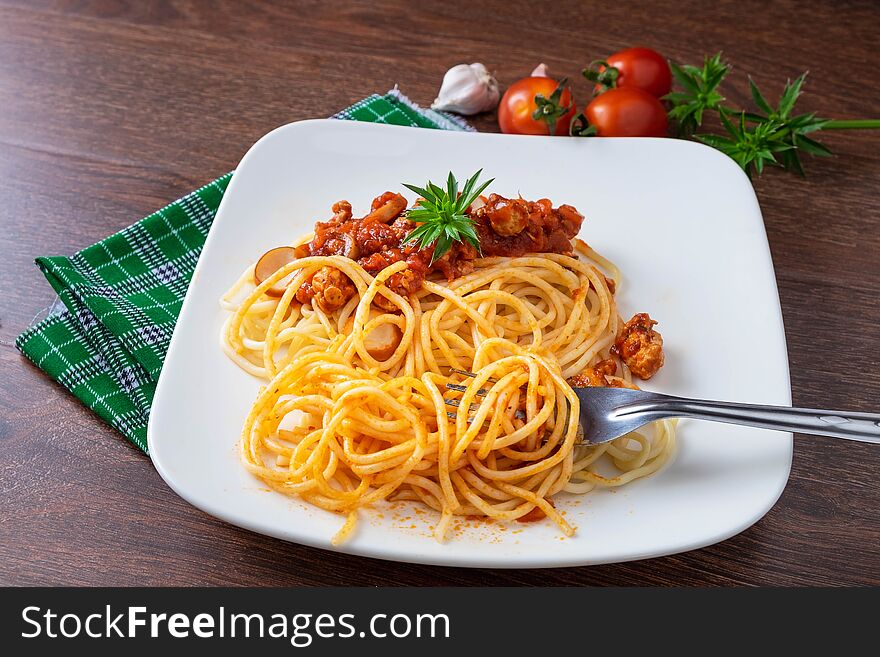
top-left (444, 368), bottom-right (530, 422)
top-left (442, 392), bottom-right (526, 421)
top-left (444, 408), bottom-right (527, 422)
top-left (449, 367), bottom-right (480, 379)
top-left (449, 367), bottom-right (499, 385)
top-left (445, 382), bottom-right (490, 396)
top-left (443, 397), bottom-right (479, 411)
top-left (446, 368), bottom-right (494, 397)
top-left (442, 368), bottom-right (582, 443)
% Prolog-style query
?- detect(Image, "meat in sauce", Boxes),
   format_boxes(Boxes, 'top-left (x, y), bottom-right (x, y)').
top-left (295, 265), bottom-right (357, 313)
top-left (255, 186), bottom-right (666, 380)
top-left (474, 194), bottom-right (583, 256)
top-left (568, 358), bottom-right (619, 388)
top-left (567, 357), bottom-right (643, 388)
top-left (568, 312), bottom-right (666, 385)
top-left (289, 190), bottom-right (585, 312)
top-left (611, 313), bottom-right (665, 380)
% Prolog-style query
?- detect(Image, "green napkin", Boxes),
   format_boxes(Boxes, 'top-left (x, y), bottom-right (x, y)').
top-left (16, 90), bottom-right (472, 453)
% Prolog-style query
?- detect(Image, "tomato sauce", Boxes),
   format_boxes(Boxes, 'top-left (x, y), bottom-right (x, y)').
top-left (294, 191), bottom-right (584, 311)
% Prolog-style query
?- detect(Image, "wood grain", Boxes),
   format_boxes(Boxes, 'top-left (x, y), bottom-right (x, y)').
top-left (1, 0), bottom-right (878, 586)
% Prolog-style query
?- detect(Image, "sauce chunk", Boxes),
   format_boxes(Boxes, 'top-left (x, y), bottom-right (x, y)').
top-left (264, 191), bottom-right (586, 310)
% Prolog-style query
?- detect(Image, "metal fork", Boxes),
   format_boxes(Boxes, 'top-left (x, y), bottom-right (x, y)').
top-left (444, 369), bottom-right (880, 445)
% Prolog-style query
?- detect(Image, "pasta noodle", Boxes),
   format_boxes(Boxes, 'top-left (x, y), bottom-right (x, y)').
top-left (221, 237), bottom-right (675, 543)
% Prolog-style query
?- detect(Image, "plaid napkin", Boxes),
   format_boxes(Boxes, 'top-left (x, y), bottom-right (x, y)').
top-left (16, 89), bottom-right (472, 453)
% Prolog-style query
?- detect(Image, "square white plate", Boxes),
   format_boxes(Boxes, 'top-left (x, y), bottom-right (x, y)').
top-left (148, 119), bottom-right (792, 568)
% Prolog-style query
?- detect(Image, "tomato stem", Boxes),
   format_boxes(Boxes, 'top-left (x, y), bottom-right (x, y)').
top-left (823, 119), bottom-right (880, 130)
top-left (532, 78), bottom-right (572, 136)
top-left (582, 60), bottom-right (619, 95)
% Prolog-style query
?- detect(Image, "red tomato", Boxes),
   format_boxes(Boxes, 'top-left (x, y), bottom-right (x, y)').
top-left (498, 77), bottom-right (577, 136)
top-left (599, 47), bottom-right (672, 98)
top-left (585, 87), bottom-right (668, 137)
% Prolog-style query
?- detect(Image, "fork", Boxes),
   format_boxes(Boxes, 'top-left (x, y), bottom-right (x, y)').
top-left (444, 369), bottom-right (880, 445)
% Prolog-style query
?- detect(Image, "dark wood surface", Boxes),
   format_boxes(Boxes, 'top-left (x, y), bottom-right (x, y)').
top-left (1, 0), bottom-right (878, 586)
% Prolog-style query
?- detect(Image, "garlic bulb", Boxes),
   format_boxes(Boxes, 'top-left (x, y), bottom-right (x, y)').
top-left (431, 63), bottom-right (500, 115)
top-left (531, 63), bottom-right (550, 77)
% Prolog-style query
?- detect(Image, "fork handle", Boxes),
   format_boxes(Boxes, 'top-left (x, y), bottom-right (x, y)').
top-left (637, 396), bottom-right (880, 444)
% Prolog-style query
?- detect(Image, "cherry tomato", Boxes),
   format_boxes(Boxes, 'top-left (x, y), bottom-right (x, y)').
top-left (498, 77), bottom-right (577, 136)
top-left (585, 87), bottom-right (668, 137)
top-left (599, 47), bottom-right (672, 98)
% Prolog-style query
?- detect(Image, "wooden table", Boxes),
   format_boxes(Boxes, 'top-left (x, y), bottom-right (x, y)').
top-left (2, 0), bottom-right (878, 586)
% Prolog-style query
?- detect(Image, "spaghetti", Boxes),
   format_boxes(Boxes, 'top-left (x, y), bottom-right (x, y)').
top-left (220, 188), bottom-right (675, 543)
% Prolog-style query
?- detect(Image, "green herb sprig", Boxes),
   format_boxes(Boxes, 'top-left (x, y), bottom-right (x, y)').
top-left (743, 74), bottom-right (832, 176)
top-left (664, 53), bottom-right (730, 136)
top-left (665, 52), bottom-right (880, 177)
top-left (402, 170), bottom-right (492, 263)
top-left (697, 108), bottom-right (793, 176)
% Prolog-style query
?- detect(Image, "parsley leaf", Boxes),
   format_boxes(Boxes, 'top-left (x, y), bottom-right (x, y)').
top-left (743, 74), bottom-right (832, 176)
top-left (664, 52), bottom-right (731, 136)
top-left (402, 170), bottom-right (492, 263)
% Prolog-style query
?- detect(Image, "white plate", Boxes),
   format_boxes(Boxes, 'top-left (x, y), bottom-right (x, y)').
top-left (148, 119), bottom-right (792, 568)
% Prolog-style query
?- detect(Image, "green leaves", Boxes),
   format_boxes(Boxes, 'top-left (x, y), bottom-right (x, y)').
top-left (402, 170), bottom-right (492, 264)
top-left (666, 54), bottom-right (839, 177)
top-left (743, 75), bottom-right (832, 176)
top-left (697, 109), bottom-right (794, 178)
top-left (531, 79), bottom-right (573, 135)
top-left (664, 52), bottom-right (730, 136)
